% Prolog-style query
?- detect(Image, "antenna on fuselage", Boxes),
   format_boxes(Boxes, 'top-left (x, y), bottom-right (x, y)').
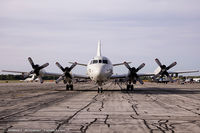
top-left (97, 40), bottom-right (102, 57)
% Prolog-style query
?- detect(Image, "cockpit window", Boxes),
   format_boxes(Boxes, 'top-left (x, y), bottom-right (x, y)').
top-left (93, 60), bottom-right (98, 64)
top-left (103, 60), bottom-right (108, 64)
top-left (91, 59), bottom-right (108, 64)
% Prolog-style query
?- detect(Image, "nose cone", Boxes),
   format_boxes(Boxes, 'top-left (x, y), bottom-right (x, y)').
top-left (94, 67), bottom-right (104, 80)
top-left (93, 66), bottom-right (108, 81)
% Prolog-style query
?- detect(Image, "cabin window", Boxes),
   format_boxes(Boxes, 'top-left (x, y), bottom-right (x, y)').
top-left (103, 60), bottom-right (108, 64)
top-left (99, 60), bottom-right (102, 63)
top-left (93, 60), bottom-right (98, 64)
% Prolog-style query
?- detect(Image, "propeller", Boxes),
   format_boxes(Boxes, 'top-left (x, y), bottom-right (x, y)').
top-left (155, 58), bottom-right (177, 82)
top-left (55, 62), bottom-right (77, 84)
top-left (124, 62), bottom-right (145, 84)
top-left (27, 57), bottom-right (49, 83)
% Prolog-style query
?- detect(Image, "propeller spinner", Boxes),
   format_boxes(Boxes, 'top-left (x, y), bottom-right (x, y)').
top-left (155, 58), bottom-right (177, 82)
top-left (124, 62), bottom-right (145, 84)
top-left (55, 62), bottom-right (77, 84)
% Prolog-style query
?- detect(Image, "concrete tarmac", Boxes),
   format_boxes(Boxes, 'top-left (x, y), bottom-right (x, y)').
top-left (0, 82), bottom-right (200, 133)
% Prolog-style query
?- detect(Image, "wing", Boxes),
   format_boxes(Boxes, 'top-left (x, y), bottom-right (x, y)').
top-left (42, 71), bottom-right (62, 77)
top-left (137, 70), bottom-right (198, 77)
top-left (110, 73), bottom-right (155, 79)
top-left (42, 72), bottom-right (90, 79)
top-left (2, 70), bottom-right (28, 74)
top-left (69, 62), bottom-right (87, 66)
top-left (113, 62), bottom-right (131, 66)
top-left (168, 70), bottom-right (199, 75)
top-left (110, 74), bottom-right (128, 79)
top-left (2, 69), bottom-right (62, 77)
top-left (72, 74), bottom-right (90, 79)
top-left (138, 73), bottom-right (155, 77)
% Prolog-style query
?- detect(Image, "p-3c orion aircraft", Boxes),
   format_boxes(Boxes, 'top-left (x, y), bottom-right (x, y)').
top-left (2, 41), bottom-right (199, 93)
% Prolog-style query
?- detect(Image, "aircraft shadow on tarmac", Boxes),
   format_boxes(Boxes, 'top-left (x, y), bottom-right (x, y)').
top-left (64, 88), bottom-right (200, 95)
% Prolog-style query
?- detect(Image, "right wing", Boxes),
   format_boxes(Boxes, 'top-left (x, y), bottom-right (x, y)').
top-left (168, 70), bottom-right (199, 75)
top-left (113, 62), bottom-right (131, 66)
top-left (2, 70), bottom-right (29, 77)
top-left (2, 70), bottom-right (28, 74)
top-left (68, 62), bottom-right (87, 66)
top-left (2, 70), bottom-right (62, 77)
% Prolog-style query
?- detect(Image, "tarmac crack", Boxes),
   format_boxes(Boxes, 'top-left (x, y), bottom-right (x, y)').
top-left (52, 94), bottom-right (98, 133)
top-left (130, 116), bottom-right (175, 133)
top-left (0, 91), bottom-right (81, 122)
top-left (176, 105), bottom-right (200, 116)
top-left (122, 93), bottom-right (139, 116)
top-left (80, 118), bottom-right (97, 133)
top-left (131, 104), bottom-right (139, 116)
top-left (3, 125), bottom-right (13, 133)
top-left (99, 98), bottom-right (105, 112)
top-left (0, 91), bottom-right (62, 107)
top-left (104, 114), bottom-right (110, 128)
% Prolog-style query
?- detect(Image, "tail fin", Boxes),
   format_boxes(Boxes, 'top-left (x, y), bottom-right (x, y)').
top-left (97, 40), bottom-right (102, 56)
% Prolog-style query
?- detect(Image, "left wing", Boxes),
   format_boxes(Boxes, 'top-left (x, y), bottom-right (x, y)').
top-left (111, 74), bottom-right (127, 79)
top-left (168, 70), bottom-right (199, 75)
top-left (113, 62), bottom-right (131, 66)
top-left (72, 73), bottom-right (90, 79)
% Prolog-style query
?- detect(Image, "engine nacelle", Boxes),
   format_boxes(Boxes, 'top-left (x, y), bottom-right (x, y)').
top-left (154, 67), bottom-right (161, 75)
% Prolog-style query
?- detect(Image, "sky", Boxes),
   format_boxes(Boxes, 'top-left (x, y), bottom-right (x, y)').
top-left (0, 0), bottom-right (200, 76)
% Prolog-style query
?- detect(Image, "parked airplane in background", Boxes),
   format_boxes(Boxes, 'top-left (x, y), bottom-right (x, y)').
top-left (153, 58), bottom-right (198, 82)
top-left (193, 78), bottom-right (200, 83)
top-left (2, 41), bottom-right (199, 93)
top-left (20, 74), bottom-right (39, 82)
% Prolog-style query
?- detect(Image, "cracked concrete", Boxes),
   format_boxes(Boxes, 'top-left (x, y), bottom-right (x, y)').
top-left (0, 82), bottom-right (200, 133)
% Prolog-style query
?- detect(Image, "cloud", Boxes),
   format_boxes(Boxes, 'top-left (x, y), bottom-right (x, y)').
top-left (0, 0), bottom-right (200, 75)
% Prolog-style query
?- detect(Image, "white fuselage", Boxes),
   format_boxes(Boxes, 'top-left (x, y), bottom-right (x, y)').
top-left (87, 56), bottom-right (113, 84)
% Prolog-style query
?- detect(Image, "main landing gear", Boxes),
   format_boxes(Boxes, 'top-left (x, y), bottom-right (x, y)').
top-left (66, 84), bottom-right (73, 91)
top-left (98, 87), bottom-right (103, 93)
top-left (126, 84), bottom-right (134, 91)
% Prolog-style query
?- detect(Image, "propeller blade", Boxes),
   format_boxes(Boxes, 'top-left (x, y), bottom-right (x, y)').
top-left (56, 76), bottom-right (64, 84)
top-left (39, 63), bottom-right (49, 69)
top-left (137, 77), bottom-right (144, 85)
top-left (155, 58), bottom-right (162, 67)
top-left (28, 57), bottom-right (35, 68)
top-left (166, 62), bottom-right (177, 70)
top-left (38, 76), bottom-right (43, 83)
top-left (69, 62), bottom-right (77, 71)
top-left (56, 62), bottom-right (65, 72)
top-left (136, 63), bottom-right (145, 72)
top-left (124, 62), bottom-right (132, 71)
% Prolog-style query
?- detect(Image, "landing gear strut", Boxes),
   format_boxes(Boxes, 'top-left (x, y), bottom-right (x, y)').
top-left (98, 87), bottom-right (103, 93)
top-left (127, 84), bottom-right (134, 91)
top-left (66, 84), bottom-right (73, 91)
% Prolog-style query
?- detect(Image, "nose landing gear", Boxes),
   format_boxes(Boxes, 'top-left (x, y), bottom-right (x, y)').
top-left (97, 81), bottom-right (103, 93)
top-left (98, 87), bottom-right (103, 93)
top-left (66, 84), bottom-right (73, 91)
top-left (126, 84), bottom-right (134, 91)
